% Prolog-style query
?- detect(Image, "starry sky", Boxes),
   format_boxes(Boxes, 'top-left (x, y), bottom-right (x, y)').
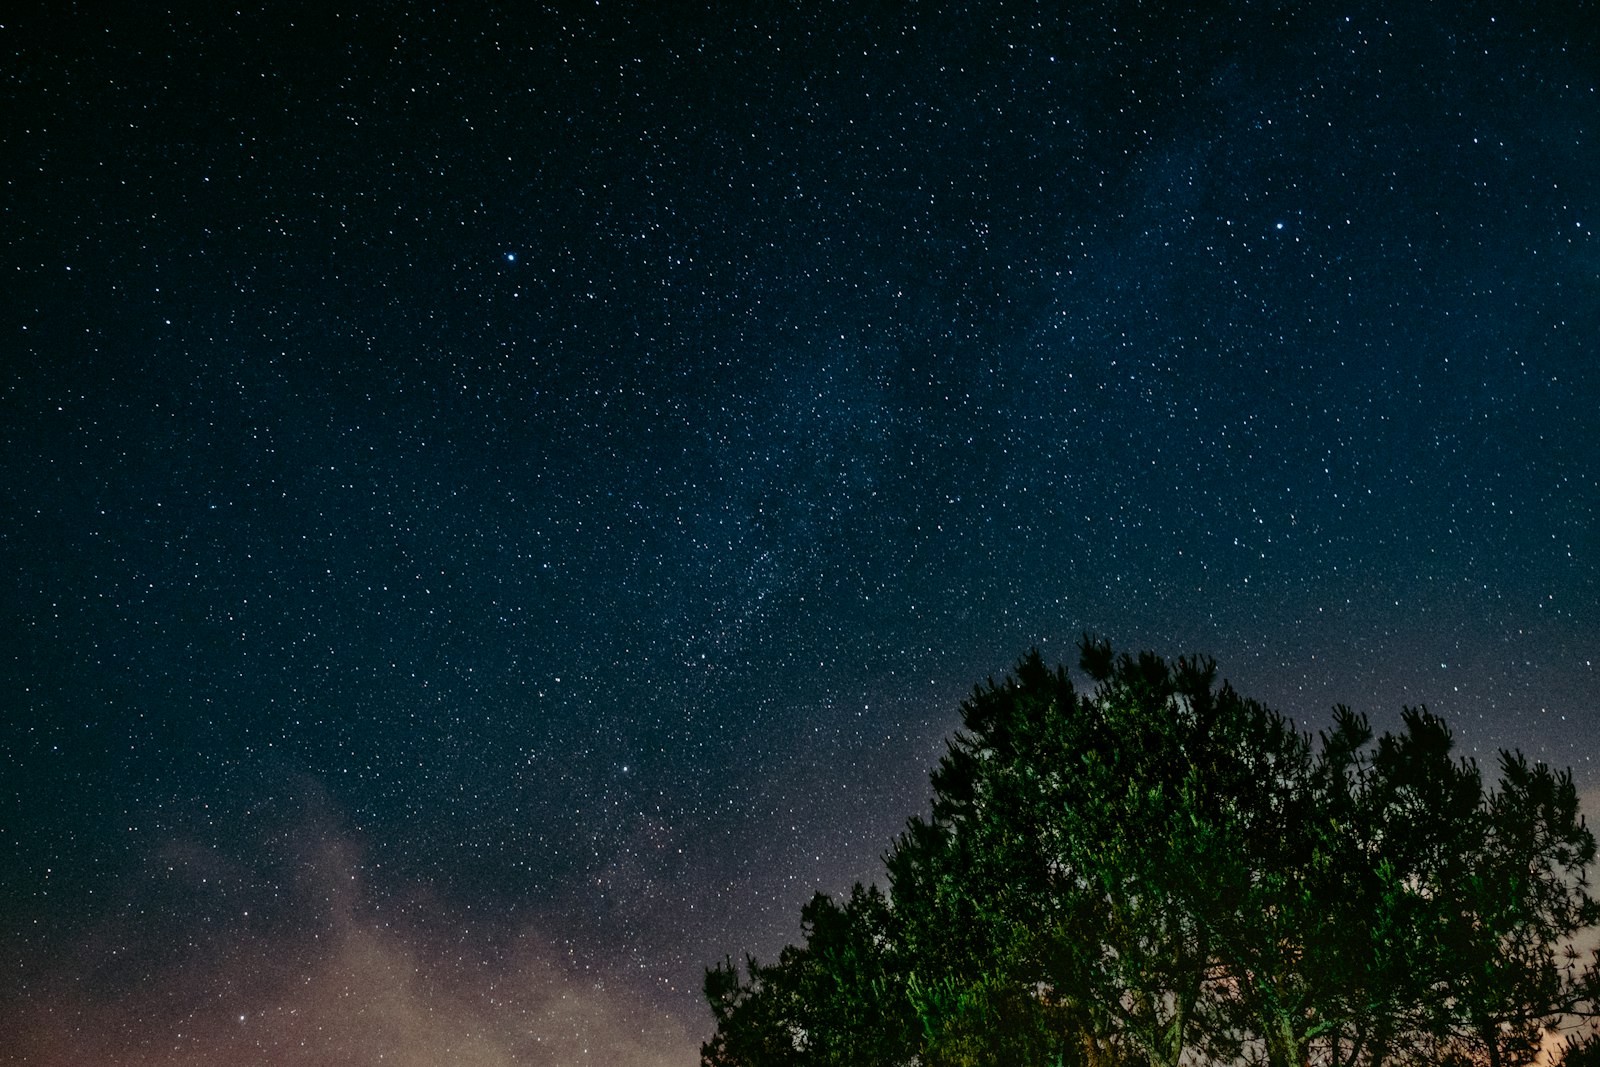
top-left (2, 2), bottom-right (1597, 1064)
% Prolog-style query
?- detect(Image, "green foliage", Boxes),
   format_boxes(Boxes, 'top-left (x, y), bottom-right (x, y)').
top-left (702, 884), bottom-right (918, 1067)
top-left (702, 638), bottom-right (1599, 1067)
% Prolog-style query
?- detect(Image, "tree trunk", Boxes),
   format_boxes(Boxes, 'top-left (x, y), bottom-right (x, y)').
top-left (1264, 1014), bottom-right (1309, 1067)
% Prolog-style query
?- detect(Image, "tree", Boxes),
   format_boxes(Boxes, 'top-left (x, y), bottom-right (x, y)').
top-left (702, 884), bottom-right (918, 1067)
top-left (886, 650), bottom-right (1107, 1067)
top-left (702, 638), bottom-right (1598, 1066)
top-left (1421, 750), bottom-right (1600, 1067)
top-left (1556, 1030), bottom-right (1600, 1067)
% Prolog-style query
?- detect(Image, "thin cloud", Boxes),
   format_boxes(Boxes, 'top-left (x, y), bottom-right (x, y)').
top-left (2, 798), bottom-right (699, 1067)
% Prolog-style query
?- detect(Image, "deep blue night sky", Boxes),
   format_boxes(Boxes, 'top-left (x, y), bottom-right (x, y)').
top-left (3, 3), bottom-right (1596, 1063)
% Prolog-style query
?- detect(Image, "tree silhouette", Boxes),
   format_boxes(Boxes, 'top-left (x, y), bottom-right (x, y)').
top-left (704, 885), bottom-right (919, 1067)
top-left (702, 638), bottom-right (1598, 1066)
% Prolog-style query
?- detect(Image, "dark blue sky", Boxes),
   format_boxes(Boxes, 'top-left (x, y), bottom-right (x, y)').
top-left (3, 3), bottom-right (1596, 1063)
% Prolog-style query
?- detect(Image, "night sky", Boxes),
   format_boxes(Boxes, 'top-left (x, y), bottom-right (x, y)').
top-left (2, 3), bottom-right (1597, 1064)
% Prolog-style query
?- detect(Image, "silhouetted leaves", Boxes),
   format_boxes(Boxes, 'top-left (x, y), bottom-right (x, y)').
top-left (703, 638), bottom-right (1598, 1066)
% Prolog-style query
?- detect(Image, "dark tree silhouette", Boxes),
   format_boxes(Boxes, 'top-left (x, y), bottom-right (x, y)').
top-left (704, 885), bottom-right (919, 1067)
top-left (702, 639), bottom-right (1598, 1067)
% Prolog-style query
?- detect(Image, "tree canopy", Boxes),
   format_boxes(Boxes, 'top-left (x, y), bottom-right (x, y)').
top-left (703, 638), bottom-right (1600, 1067)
